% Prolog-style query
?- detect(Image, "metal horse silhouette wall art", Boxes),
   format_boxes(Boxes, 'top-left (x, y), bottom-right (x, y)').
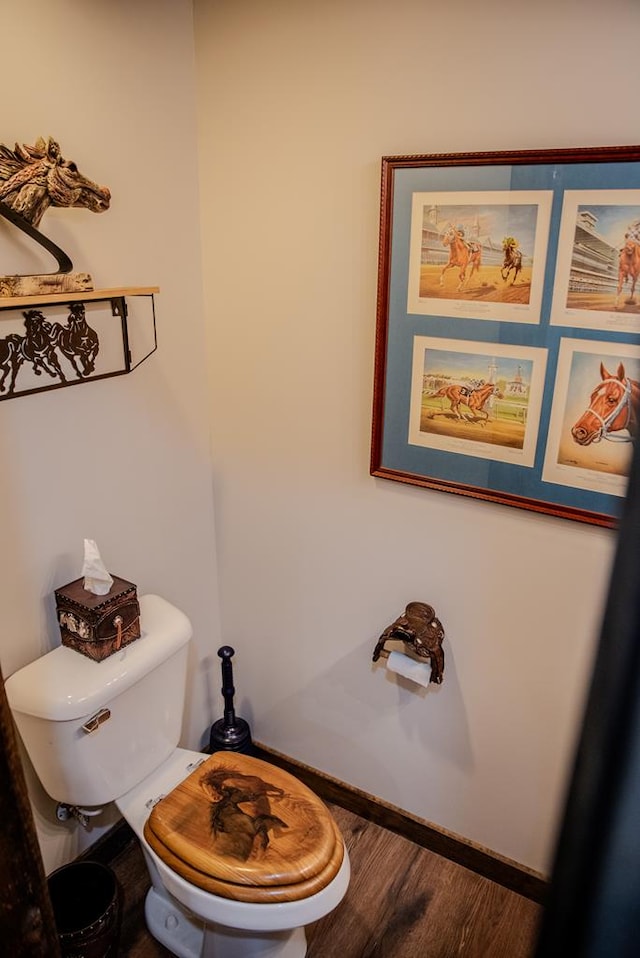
top-left (0, 303), bottom-right (101, 397)
top-left (0, 136), bottom-right (111, 297)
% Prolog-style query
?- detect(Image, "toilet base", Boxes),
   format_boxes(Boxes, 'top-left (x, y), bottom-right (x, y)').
top-left (145, 885), bottom-right (203, 958)
top-left (145, 884), bottom-right (307, 958)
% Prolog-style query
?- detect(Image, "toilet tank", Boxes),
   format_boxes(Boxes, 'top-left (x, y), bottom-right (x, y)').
top-left (4, 594), bottom-right (192, 807)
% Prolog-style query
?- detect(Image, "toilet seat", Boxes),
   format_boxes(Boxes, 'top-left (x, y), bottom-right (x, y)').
top-left (143, 751), bottom-right (344, 904)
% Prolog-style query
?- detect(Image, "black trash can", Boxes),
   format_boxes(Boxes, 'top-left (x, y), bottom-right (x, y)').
top-left (47, 860), bottom-right (122, 958)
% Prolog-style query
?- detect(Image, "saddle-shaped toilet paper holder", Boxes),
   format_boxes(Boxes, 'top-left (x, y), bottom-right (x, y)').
top-left (372, 601), bottom-right (445, 685)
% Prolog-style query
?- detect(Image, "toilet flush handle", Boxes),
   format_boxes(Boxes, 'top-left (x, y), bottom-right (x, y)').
top-left (81, 707), bottom-right (111, 734)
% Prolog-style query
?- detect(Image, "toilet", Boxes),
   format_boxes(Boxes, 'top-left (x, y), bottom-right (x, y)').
top-left (5, 594), bottom-right (350, 958)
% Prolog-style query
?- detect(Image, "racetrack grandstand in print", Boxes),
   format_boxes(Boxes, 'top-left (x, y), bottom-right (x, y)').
top-left (550, 190), bottom-right (640, 333)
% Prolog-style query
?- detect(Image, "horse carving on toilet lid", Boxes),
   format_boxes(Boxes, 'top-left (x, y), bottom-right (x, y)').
top-left (144, 752), bottom-right (343, 903)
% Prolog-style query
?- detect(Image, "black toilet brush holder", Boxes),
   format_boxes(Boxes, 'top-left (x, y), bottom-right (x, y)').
top-left (207, 646), bottom-right (255, 755)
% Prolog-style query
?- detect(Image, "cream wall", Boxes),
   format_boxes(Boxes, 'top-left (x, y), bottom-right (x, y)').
top-left (0, 0), bottom-right (221, 872)
top-left (2, 0), bottom-right (637, 882)
top-left (194, 0), bottom-right (640, 874)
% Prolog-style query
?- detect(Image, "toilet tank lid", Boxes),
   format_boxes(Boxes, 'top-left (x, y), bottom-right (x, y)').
top-left (4, 594), bottom-right (192, 721)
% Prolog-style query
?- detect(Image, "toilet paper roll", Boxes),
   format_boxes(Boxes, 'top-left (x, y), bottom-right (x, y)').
top-left (386, 650), bottom-right (432, 687)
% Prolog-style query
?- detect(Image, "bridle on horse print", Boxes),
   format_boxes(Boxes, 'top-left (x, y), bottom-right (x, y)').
top-left (589, 377), bottom-right (634, 442)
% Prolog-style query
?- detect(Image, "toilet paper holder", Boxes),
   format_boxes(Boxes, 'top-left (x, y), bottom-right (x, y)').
top-left (372, 601), bottom-right (445, 685)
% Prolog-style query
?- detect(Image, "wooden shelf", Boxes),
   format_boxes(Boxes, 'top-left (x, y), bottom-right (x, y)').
top-left (0, 286), bottom-right (159, 311)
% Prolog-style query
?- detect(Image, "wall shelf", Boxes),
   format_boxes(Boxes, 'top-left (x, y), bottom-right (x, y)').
top-left (0, 286), bottom-right (158, 311)
top-left (0, 287), bottom-right (158, 402)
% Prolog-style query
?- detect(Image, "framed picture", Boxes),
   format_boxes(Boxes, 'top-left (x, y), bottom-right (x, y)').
top-left (370, 146), bottom-right (640, 527)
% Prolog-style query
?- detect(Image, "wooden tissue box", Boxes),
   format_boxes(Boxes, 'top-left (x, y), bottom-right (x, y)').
top-left (54, 576), bottom-right (140, 662)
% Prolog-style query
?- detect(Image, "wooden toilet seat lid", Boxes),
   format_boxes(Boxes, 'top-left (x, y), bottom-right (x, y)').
top-left (143, 815), bottom-right (344, 903)
top-left (145, 752), bottom-right (342, 897)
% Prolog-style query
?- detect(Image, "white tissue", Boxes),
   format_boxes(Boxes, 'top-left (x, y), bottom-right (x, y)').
top-left (82, 539), bottom-right (113, 595)
top-left (386, 650), bottom-right (432, 687)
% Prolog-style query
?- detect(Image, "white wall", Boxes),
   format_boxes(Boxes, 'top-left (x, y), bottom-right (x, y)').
top-left (0, 0), bottom-right (221, 872)
top-left (194, 0), bottom-right (640, 874)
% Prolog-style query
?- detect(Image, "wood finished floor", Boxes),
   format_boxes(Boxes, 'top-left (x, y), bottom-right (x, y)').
top-left (111, 803), bottom-right (542, 958)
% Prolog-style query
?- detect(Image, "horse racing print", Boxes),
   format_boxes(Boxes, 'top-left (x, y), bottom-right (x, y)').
top-left (371, 146), bottom-right (640, 527)
top-left (408, 338), bottom-right (547, 468)
top-left (406, 190), bottom-right (552, 324)
top-left (550, 190), bottom-right (640, 332)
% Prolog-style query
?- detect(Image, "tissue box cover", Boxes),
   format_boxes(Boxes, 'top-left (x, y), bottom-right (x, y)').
top-left (54, 576), bottom-right (140, 662)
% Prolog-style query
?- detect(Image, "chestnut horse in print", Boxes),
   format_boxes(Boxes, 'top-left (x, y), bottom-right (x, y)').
top-left (615, 236), bottom-right (640, 309)
top-left (439, 227), bottom-right (481, 291)
top-left (429, 381), bottom-right (502, 423)
top-left (571, 362), bottom-right (640, 445)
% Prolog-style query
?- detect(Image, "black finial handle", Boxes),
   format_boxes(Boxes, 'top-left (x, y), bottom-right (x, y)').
top-left (207, 645), bottom-right (254, 755)
top-left (218, 646), bottom-right (237, 727)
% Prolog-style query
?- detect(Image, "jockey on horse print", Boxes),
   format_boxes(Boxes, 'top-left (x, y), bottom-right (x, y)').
top-left (453, 223), bottom-right (481, 256)
top-left (440, 223), bottom-right (482, 291)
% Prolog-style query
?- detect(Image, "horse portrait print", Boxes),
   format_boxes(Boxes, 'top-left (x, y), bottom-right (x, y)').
top-left (571, 361), bottom-right (640, 447)
top-left (543, 341), bottom-right (640, 493)
top-left (407, 191), bottom-right (552, 324)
